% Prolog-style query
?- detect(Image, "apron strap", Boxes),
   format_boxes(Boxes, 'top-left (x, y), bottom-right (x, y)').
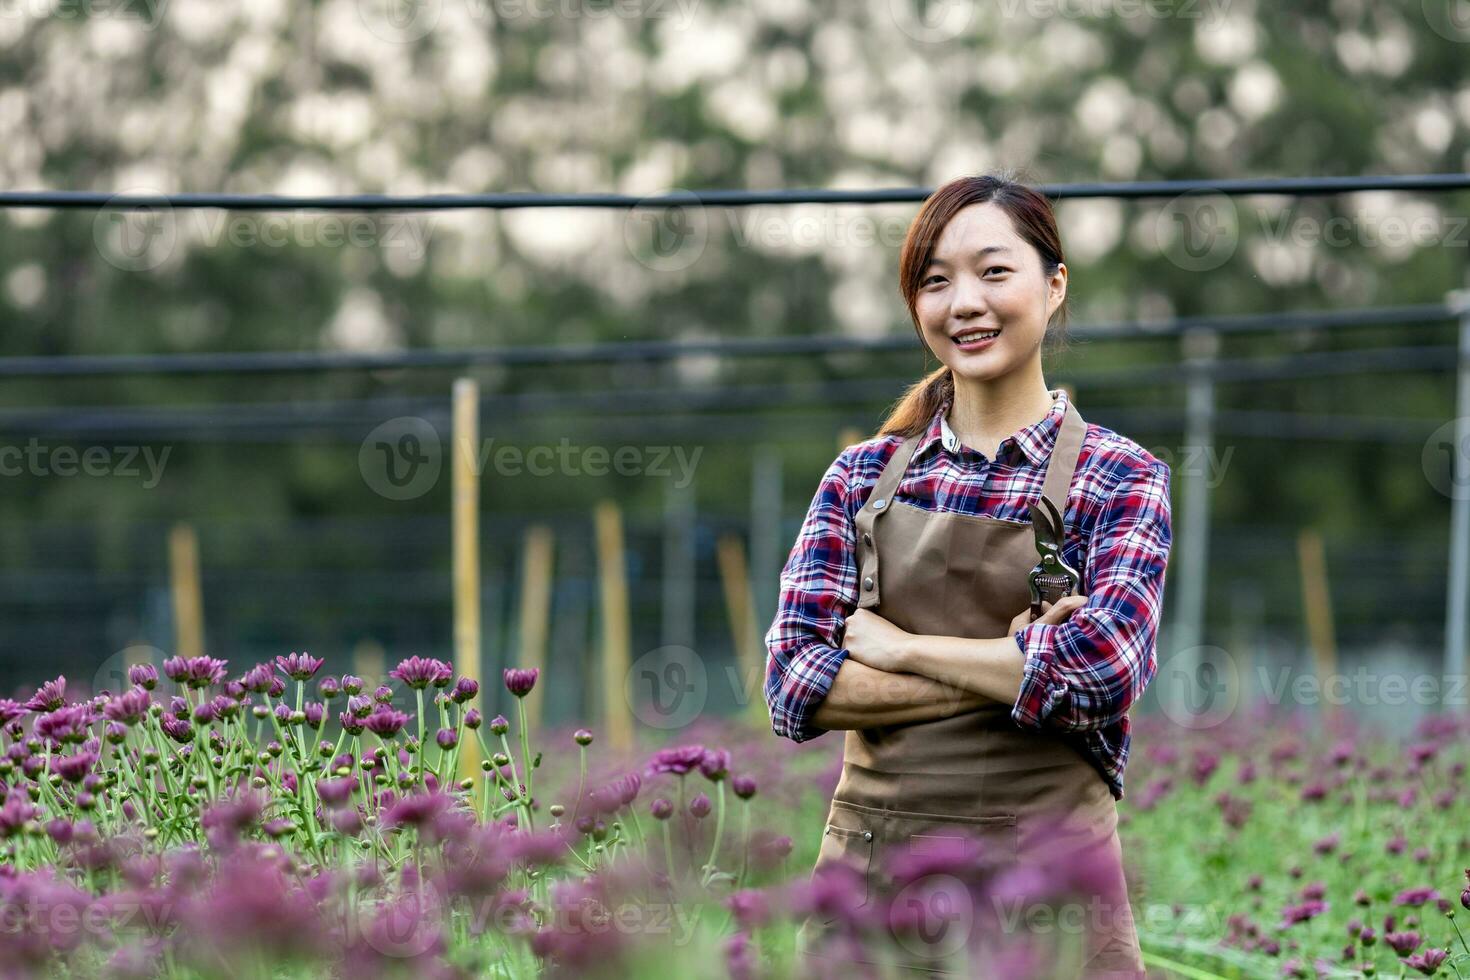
top-left (853, 432), bottom-right (920, 609)
top-left (1038, 396), bottom-right (1086, 516)
top-left (851, 392), bottom-right (1086, 611)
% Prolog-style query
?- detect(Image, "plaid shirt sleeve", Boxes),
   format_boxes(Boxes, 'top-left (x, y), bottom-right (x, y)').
top-left (763, 446), bottom-right (860, 742)
top-left (1011, 458), bottom-right (1172, 733)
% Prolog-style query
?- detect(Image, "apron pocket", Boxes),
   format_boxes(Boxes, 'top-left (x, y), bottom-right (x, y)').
top-left (881, 809), bottom-right (1019, 887)
top-left (813, 801), bottom-right (878, 909)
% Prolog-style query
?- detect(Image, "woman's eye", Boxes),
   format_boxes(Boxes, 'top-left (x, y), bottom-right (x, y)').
top-left (985, 266), bottom-right (1009, 276)
top-left (922, 274), bottom-right (945, 287)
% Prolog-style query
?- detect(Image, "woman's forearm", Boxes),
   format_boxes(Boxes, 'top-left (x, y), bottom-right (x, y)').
top-left (897, 633), bottom-right (1028, 704)
top-left (811, 656), bottom-right (993, 730)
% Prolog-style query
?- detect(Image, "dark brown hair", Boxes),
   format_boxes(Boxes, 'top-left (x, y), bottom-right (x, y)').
top-left (877, 168), bottom-right (1071, 439)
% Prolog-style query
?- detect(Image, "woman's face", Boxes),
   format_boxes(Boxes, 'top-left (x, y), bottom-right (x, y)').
top-left (913, 201), bottom-right (1067, 384)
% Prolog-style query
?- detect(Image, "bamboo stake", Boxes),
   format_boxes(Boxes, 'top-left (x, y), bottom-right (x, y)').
top-left (352, 640), bottom-right (386, 692)
top-left (453, 378), bottom-right (483, 784)
top-left (168, 523), bottom-right (204, 658)
top-left (518, 524), bottom-right (555, 732)
top-left (716, 532), bottom-right (766, 725)
top-left (1297, 528), bottom-right (1339, 723)
top-left (594, 500), bottom-right (634, 752)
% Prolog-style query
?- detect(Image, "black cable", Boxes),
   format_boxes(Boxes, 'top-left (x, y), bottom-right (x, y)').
top-left (6, 173), bottom-right (1470, 211)
top-left (0, 303), bottom-right (1454, 379)
top-left (0, 345), bottom-right (1450, 441)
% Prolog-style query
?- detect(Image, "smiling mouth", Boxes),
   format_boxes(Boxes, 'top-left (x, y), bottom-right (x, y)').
top-left (952, 328), bottom-right (1000, 345)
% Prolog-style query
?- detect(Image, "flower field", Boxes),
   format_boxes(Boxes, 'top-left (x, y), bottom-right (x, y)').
top-left (1, 655), bottom-right (1467, 979)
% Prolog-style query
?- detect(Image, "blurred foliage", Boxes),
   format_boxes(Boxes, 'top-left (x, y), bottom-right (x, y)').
top-left (0, 0), bottom-right (1467, 690)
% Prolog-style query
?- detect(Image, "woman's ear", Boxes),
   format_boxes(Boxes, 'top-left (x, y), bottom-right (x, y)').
top-left (1046, 262), bottom-right (1067, 320)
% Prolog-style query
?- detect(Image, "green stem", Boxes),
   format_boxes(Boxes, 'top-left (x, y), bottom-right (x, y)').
top-left (701, 780), bottom-right (728, 885)
top-left (515, 698), bottom-right (535, 831)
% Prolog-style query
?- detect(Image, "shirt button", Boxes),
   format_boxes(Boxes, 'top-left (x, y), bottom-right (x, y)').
top-left (862, 576), bottom-right (874, 591)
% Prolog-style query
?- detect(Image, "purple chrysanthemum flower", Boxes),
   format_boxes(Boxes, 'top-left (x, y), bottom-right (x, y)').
top-left (340, 675), bottom-right (364, 695)
top-left (163, 656), bottom-right (229, 689)
top-left (160, 715), bottom-right (194, 744)
top-left (241, 663), bottom-right (274, 694)
top-left (699, 748), bottom-right (731, 781)
top-left (436, 728), bottom-right (458, 750)
top-left (0, 699), bottom-right (25, 727)
top-left (24, 676), bottom-right (67, 712)
top-left (339, 711), bottom-right (365, 736)
top-left (364, 706), bottom-right (410, 739)
top-left (648, 744), bottom-right (706, 776)
top-left (650, 798), bottom-right (673, 820)
top-left (1394, 887), bottom-right (1440, 908)
top-left (450, 677), bottom-right (479, 704)
top-left (1404, 948), bottom-right (1448, 976)
top-left (54, 751), bottom-right (99, 784)
top-left (731, 774), bottom-right (758, 800)
top-left (503, 668), bottom-right (538, 699)
top-left (1280, 900), bottom-right (1328, 926)
top-left (102, 687), bottom-right (151, 727)
top-left (210, 694), bottom-right (239, 721)
top-left (127, 663), bottom-right (159, 691)
top-left (1386, 931), bottom-right (1423, 956)
top-left (390, 656), bottom-right (454, 690)
top-left (34, 704), bottom-right (92, 745)
top-left (383, 791), bottom-right (455, 829)
top-left (275, 652), bottom-right (324, 682)
top-left (318, 676), bottom-right (340, 699)
top-left (315, 776), bottom-right (357, 808)
top-left (0, 798), bottom-right (39, 838)
top-left (464, 709), bottom-right (482, 730)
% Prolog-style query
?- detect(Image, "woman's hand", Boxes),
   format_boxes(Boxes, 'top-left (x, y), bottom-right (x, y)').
top-left (840, 608), bottom-right (914, 673)
top-left (1007, 594), bottom-right (1088, 637)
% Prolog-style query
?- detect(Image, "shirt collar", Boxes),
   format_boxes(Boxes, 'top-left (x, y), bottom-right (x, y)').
top-left (915, 387), bottom-right (1070, 466)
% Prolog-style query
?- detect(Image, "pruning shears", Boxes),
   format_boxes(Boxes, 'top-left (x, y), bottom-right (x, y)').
top-left (1027, 496), bottom-right (1081, 620)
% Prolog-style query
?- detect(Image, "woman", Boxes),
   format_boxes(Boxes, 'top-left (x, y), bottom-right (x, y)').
top-left (764, 173), bottom-right (1173, 978)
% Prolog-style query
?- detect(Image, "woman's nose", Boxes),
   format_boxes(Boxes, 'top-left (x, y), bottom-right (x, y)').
top-left (949, 274), bottom-right (988, 317)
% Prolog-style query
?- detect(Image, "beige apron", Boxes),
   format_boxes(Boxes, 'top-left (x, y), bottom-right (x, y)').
top-left (798, 397), bottom-right (1145, 979)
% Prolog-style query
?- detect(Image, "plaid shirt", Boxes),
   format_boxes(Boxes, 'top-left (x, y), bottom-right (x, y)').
top-left (762, 387), bottom-right (1172, 800)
